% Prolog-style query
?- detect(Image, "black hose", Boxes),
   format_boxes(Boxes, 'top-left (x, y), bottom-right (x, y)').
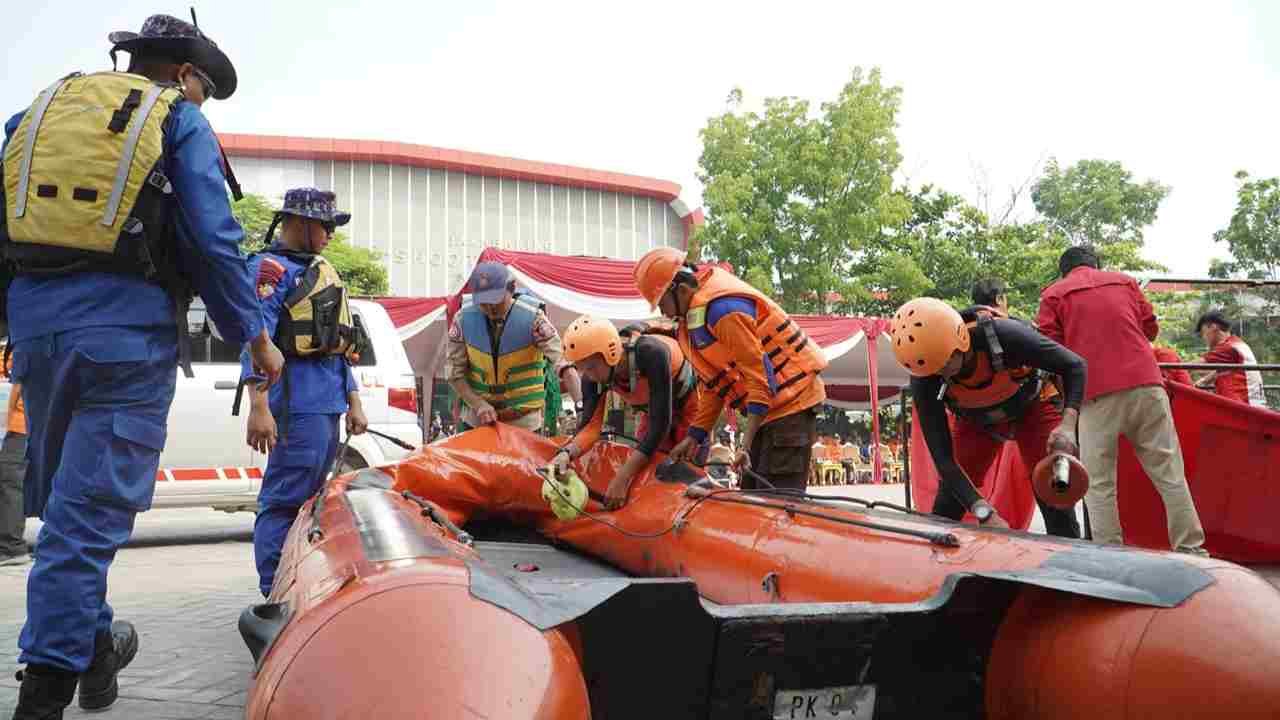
top-left (365, 427), bottom-right (417, 451)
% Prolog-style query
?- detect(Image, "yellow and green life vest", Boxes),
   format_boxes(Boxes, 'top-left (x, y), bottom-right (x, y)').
top-left (460, 294), bottom-right (547, 417)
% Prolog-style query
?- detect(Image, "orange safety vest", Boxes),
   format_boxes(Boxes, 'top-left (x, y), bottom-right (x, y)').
top-left (678, 268), bottom-right (827, 424)
top-left (943, 306), bottom-right (1044, 425)
top-left (609, 334), bottom-right (696, 412)
top-left (3, 355), bottom-right (25, 436)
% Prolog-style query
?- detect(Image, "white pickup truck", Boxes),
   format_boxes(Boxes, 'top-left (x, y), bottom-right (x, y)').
top-left (2, 299), bottom-right (422, 513)
top-left (154, 298), bottom-right (422, 511)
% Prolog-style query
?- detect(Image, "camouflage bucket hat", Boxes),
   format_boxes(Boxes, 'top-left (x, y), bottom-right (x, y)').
top-left (277, 188), bottom-right (352, 226)
top-left (109, 12), bottom-right (237, 99)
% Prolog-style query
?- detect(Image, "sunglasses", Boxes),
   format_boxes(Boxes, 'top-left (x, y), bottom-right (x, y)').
top-left (319, 220), bottom-right (337, 235)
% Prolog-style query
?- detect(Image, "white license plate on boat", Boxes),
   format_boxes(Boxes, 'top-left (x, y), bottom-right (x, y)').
top-left (773, 684), bottom-right (876, 719)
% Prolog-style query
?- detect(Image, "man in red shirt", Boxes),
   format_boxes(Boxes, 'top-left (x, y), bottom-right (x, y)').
top-left (1037, 246), bottom-right (1206, 554)
top-left (1152, 344), bottom-right (1192, 386)
top-left (1196, 311), bottom-right (1266, 407)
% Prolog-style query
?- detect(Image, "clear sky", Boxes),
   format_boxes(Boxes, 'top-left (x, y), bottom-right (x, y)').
top-left (6, 1), bottom-right (1278, 275)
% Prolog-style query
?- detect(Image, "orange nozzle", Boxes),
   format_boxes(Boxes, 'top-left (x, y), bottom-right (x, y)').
top-left (1032, 453), bottom-right (1089, 509)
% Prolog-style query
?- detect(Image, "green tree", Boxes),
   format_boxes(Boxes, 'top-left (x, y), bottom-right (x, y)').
top-left (324, 233), bottom-right (389, 296)
top-left (1213, 171), bottom-right (1280, 280)
top-left (231, 193), bottom-right (278, 251)
top-left (853, 185), bottom-right (1068, 318)
top-left (1031, 158), bottom-right (1170, 247)
top-left (696, 68), bottom-right (911, 314)
top-left (231, 193), bottom-right (389, 296)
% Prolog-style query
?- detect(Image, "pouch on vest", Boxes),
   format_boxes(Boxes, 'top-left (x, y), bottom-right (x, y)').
top-left (1, 72), bottom-right (196, 375)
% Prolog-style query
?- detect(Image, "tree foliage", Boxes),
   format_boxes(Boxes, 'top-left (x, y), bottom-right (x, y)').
top-left (696, 68), bottom-right (910, 313)
top-left (231, 193), bottom-right (278, 250)
top-left (1213, 171), bottom-right (1280, 280)
top-left (232, 193), bottom-right (389, 296)
top-left (696, 75), bottom-right (1168, 320)
top-left (324, 234), bottom-right (390, 296)
top-left (1031, 158), bottom-right (1171, 247)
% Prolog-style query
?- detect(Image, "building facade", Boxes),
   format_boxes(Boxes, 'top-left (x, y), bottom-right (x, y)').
top-left (220, 134), bottom-right (699, 297)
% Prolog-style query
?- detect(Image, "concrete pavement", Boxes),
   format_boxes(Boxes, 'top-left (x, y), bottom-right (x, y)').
top-left (0, 510), bottom-right (257, 719)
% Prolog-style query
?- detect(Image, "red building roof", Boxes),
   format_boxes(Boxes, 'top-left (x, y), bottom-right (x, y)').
top-left (218, 133), bottom-right (683, 203)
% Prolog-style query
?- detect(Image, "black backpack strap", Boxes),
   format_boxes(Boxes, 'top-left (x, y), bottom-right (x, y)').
top-left (217, 140), bottom-right (243, 201)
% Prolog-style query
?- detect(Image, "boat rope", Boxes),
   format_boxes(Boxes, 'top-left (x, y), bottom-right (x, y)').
top-left (730, 487), bottom-right (928, 518)
top-left (401, 491), bottom-right (474, 546)
top-left (537, 475), bottom-right (722, 539)
top-left (688, 488), bottom-right (960, 547)
top-left (539, 475), bottom-right (958, 547)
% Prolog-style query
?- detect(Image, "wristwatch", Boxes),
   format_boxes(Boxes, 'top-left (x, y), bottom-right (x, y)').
top-left (972, 500), bottom-right (994, 524)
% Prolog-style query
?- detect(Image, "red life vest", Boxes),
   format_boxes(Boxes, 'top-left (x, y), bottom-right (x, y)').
top-left (943, 306), bottom-right (1044, 425)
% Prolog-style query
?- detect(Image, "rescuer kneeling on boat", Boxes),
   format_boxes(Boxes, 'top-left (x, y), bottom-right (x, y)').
top-left (551, 316), bottom-right (706, 508)
top-left (241, 188), bottom-right (368, 598)
top-left (892, 298), bottom-right (1085, 536)
top-left (634, 249), bottom-right (828, 491)
top-left (446, 262), bottom-right (582, 434)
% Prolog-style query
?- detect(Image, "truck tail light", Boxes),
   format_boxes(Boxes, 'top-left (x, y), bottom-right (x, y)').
top-left (389, 387), bottom-right (417, 414)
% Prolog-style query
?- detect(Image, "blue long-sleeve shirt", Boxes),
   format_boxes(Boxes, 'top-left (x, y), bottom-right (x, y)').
top-left (3, 95), bottom-right (262, 346)
top-left (239, 247), bottom-right (358, 416)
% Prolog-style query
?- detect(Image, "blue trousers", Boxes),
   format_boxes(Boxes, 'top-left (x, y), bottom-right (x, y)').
top-left (253, 413), bottom-right (340, 597)
top-left (13, 326), bottom-right (176, 672)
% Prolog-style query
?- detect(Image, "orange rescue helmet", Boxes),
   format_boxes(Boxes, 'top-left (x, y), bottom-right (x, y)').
top-left (891, 297), bottom-right (970, 377)
top-left (563, 315), bottom-right (624, 367)
top-left (634, 247), bottom-right (688, 309)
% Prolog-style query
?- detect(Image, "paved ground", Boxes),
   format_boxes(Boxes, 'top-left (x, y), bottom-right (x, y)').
top-left (0, 510), bottom-right (257, 719)
top-left (1, 485), bottom-right (1276, 719)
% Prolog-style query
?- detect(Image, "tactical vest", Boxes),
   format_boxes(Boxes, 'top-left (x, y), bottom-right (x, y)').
top-left (943, 306), bottom-right (1043, 425)
top-left (269, 250), bottom-right (359, 360)
top-left (460, 293), bottom-right (547, 418)
top-left (609, 334), bottom-right (697, 413)
top-left (678, 267), bottom-right (827, 423)
top-left (2, 72), bottom-right (200, 373)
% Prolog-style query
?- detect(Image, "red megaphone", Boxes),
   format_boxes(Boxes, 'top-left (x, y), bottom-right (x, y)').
top-left (1031, 453), bottom-right (1089, 509)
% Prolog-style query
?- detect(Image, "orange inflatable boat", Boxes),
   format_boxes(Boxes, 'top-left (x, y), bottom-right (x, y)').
top-left (241, 425), bottom-right (1280, 719)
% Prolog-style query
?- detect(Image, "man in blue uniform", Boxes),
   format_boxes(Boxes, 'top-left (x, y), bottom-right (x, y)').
top-left (242, 188), bottom-right (368, 598)
top-left (1, 14), bottom-right (284, 720)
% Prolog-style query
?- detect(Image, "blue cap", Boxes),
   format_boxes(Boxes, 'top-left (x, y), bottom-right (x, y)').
top-left (470, 262), bottom-right (512, 304)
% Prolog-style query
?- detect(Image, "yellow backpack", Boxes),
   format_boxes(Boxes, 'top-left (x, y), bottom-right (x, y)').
top-left (2, 71), bottom-right (183, 281)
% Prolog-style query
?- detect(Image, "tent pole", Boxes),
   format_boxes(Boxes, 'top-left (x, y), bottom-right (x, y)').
top-left (867, 328), bottom-right (883, 484)
top-left (900, 388), bottom-right (911, 509)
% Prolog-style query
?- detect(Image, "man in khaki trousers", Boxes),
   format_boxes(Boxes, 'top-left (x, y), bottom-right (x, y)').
top-left (1037, 246), bottom-right (1207, 555)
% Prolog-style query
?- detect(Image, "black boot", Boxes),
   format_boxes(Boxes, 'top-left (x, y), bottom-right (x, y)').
top-left (11, 664), bottom-right (77, 720)
top-left (77, 620), bottom-right (139, 711)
